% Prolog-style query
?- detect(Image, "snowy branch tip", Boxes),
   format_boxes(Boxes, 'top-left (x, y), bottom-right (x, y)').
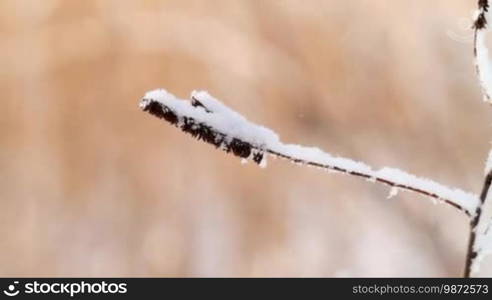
top-left (140, 89), bottom-right (274, 166)
top-left (139, 89), bottom-right (479, 217)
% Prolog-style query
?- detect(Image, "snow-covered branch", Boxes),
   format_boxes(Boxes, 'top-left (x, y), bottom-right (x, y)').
top-left (471, 217), bottom-right (492, 274)
top-left (465, 169), bottom-right (492, 277)
top-left (140, 89), bottom-right (479, 217)
top-left (474, 0), bottom-right (492, 103)
top-left (464, 0), bottom-right (492, 277)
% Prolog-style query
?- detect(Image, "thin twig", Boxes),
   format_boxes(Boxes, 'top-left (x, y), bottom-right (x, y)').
top-left (267, 148), bottom-right (471, 215)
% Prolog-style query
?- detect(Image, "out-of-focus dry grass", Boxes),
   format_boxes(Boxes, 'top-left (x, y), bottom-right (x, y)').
top-left (1, 0), bottom-right (491, 276)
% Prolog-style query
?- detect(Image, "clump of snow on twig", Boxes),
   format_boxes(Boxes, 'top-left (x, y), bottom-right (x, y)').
top-left (485, 149), bottom-right (492, 175)
top-left (143, 89), bottom-right (280, 147)
top-left (476, 31), bottom-right (492, 102)
top-left (387, 187), bottom-right (399, 199)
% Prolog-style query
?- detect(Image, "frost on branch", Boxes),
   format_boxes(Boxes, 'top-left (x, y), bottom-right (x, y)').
top-left (471, 219), bottom-right (492, 274)
top-left (474, 0), bottom-right (492, 103)
top-left (140, 89), bottom-right (479, 216)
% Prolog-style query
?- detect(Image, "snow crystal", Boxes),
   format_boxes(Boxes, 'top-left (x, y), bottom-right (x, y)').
top-left (387, 187), bottom-right (399, 199)
top-left (259, 157), bottom-right (268, 168)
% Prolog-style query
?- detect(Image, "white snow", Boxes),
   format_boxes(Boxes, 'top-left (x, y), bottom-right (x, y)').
top-left (485, 149), bottom-right (492, 175)
top-left (142, 89), bottom-right (280, 148)
top-left (475, 9), bottom-right (492, 103)
top-left (387, 187), bottom-right (399, 199)
top-left (141, 89), bottom-right (479, 215)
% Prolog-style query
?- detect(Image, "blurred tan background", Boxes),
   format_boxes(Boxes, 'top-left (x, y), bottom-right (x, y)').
top-left (1, 0), bottom-right (492, 277)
